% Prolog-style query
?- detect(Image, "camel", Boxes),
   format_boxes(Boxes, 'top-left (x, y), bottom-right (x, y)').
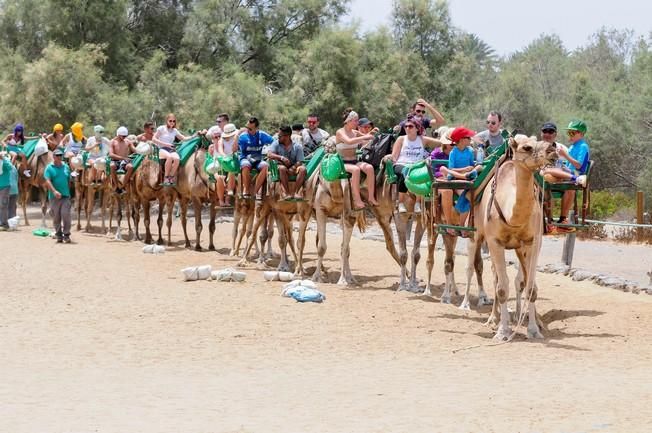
top-left (174, 141), bottom-right (220, 251)
top-left (132, 145), bottom-right (175, 245)
top-left (237, 166), bottom-right (314, 272)
top-left (75, 160), bottom-right (112, 233)
top-left (107, 168), bottom-right (134, 241)
top-left (18, 150), bottom-right (52, 227)
top-left (465, 135), bottom-right (557, 341)
top-left (307, 141), bottom-right (401, 285)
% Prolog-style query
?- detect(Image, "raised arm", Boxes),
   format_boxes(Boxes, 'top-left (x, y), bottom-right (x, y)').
top-left (335, 128), bottom-right (373, 146)
top-left (417, 98), bottom-right (445, 128)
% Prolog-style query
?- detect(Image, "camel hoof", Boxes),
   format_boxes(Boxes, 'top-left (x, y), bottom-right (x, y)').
top-left (458, 300), bottom-right (471, 311)
top-left (421, 287), bottom-right (433, 297)
top-left (228, 250), bottom-right (237, 257)
top-left (493, 328), bottom-right (512, 342)
top-left (527, 325), bottom-right (544, 340)
top-left (238, 259), bottom-right (251, 267)
top-left (440, 294), bottom-right (451, 304)
top-left (277, 264), bottom-right (291, 273)
top-left (208, 245), bottom-right (216, 251)
top-left (194, 245), bottom-right (203, 252)
top-left (477, 295), bottom-right (493, 306)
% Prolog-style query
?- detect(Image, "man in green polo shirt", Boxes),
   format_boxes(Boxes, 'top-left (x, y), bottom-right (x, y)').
top-left (44, 148), bottom-right (72, 243)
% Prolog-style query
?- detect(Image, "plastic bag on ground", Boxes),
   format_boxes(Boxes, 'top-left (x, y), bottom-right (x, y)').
top-left (181, 265), bottom-right (212, 281)
top-left (291, 287), bottom-right (326, 303)
top-left (7, 216), bottom-right (20, 230)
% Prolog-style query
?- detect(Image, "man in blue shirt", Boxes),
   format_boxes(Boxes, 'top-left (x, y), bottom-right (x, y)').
top-left (238, 117), bottom-right (273, 199)
top-left (541, 120), bottom-right (591, 232)
top-left (44, 148), bottom-right (73, 243)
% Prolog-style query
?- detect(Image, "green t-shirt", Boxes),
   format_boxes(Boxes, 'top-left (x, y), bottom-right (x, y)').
top-left (0, 158), bottom-right (12, 189)
top-left (44, 162), bottom-right (71, 199)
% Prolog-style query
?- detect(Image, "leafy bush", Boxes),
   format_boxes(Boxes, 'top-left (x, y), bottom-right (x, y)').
top-left (590, 190), bottom-right (635, 220)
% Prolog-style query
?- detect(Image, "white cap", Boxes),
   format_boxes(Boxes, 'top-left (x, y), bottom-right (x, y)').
top-left (116, 126), bottom-right (128, 137)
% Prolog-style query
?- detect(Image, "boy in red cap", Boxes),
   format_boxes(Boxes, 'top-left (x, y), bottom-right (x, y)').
top-left (439, 126), bottom-right (483, 236)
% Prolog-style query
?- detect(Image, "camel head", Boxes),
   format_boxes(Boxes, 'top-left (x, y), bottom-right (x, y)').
top-left (509, 134), bottom-right (557, 170)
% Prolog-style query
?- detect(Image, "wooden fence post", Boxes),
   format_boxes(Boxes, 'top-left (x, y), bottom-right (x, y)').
top-left (562, 211), bottom-right (576, 267)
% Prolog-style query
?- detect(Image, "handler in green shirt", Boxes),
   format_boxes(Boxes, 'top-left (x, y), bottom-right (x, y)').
top-left (44, 148), bottom-right (72, 243)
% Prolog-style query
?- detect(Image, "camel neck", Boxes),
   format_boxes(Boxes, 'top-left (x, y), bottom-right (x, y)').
top-left (510, 161), bottom-right (536, 226)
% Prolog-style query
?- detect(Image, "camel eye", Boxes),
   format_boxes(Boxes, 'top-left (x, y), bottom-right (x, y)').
top-left (522, 145), bottom-right (533, 152)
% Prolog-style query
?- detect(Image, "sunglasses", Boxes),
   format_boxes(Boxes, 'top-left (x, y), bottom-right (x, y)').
top-left (307, 120), bottom-right (318, 124)
top-left (54, 154), bottom-right (62, 157)
top-left (567, 130), bottom-right (579, 136)
top-left (168, 120), bottom-right (177, 124)
top-left (414, 109), bottom-right (425, 114)
top-left (486, 120), bottom-right (497, 125)
top-left (541, 129), bottom-right (556, 134)
top-left (405, 124), bottom-right (416, 129)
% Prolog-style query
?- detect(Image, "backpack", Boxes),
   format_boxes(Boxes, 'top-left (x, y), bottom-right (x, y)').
top-left (360, 133), bottom-right (395, 169)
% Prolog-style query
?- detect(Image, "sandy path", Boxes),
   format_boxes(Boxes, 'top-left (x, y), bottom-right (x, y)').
top-left (1, 209), bottom-right (651, 433)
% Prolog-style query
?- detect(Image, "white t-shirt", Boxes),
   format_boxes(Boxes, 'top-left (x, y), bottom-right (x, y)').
top-left (301, 128), bottom-right (330, 154)
top-left (156, 125), bottom-right (179, 149)
top-left (85, 136), bottom-right (110, 159)
top-left (397, 136), bottom-right (426, 164)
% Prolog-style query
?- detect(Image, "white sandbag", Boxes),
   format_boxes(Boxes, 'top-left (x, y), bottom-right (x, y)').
top-left (263, 271), bottom-right (279, 281)
top-left (142, 244), bottom-right (165, 254)
top-left (278, 271), bottom-right (294, 282)
top-left (70, 156), bottom-right (84, 170)
top-left (7, 216), bottom-right (20, 230)
top-left (230, 271), bottom-right (247, 282)
top-left (135, 141), bottom-right (152, 155)
top-left (181, 265), bottom-right (212, 281)
top-left (93, 157), bottom-right (107, 170)
top-left (34, 138), bottom-right (48, 157)
top-left (211, 268), bottom-right (246, 282)
top-left (206, 160), bottom-right (221, 175)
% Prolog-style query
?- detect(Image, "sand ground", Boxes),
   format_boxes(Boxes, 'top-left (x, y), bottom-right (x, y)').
top-left (1, 206), bottom-right (651, 433)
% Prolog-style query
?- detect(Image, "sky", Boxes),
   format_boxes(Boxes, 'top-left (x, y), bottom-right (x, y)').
top-left (346, 0), bottom-right (652, 56)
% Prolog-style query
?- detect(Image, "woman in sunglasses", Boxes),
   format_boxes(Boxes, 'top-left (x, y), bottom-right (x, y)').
top-left (152, 113), bottom-right (191, 186)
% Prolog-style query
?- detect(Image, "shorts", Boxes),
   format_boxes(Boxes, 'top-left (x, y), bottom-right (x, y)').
top-left (240, 159), bottom-right (268, 170)
top-left (112, 159), bottom-right (132, 172)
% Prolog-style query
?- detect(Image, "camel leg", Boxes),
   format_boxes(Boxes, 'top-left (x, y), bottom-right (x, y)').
top-left (85, 186), bottom-right (94, 232)
top-left (337, 214), bottom-right (357, 286)
top-left (394, 213), bottom-right (410, 292)
top-left (461, 233), bottom-right (489, 309)
top-left (408, 219), bottom-right (425, 292)
top-left (265, 214), bottom-right (275, 259)
top-left (208, 202), bottom-right (217, 251)
top-left (488, 240), bottom-right (511, 341)
top-left (179, 197), bottom-right (191, 248)
top-left (21, 180), bottom-right (30, 226)
top-left (514, 247), bottom-right (528, 323)
top-left (166, 196), bottom-right (174, 247)
top-left (274, 213), bottom-right (291, 272)
top-left (115, 195), bottom-right (123, 241)
top-left (440, 233), bottom-right (459, 304)
top-left (125, 194), bottom-right (133, 241)
top-left (239, 207), bottom-right (268, 265)
top-left (143, 200), bottom-right (152, 244)
top-left (312, 208), bottom-right (328, 283)
top-left (193, 198), bottom-right (203, 251)
top-left (100, 189), bottom-right (108, 234)
top-left (230, 206), bottom-right (241, 256)
top-left (76, 185), bottom-right (84, 231)
top-left (424, 212), bottom-right (438, 297)
top-left (293, 209), bottom-right (311, 278)
top-left (156, 199), bottom-right (164, 245)
top-left (132, 199), bottom-right (141, 241)
top-left (39, 187), bottom-right (48, 228)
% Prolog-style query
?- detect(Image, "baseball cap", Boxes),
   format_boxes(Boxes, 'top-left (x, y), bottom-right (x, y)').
top-left (116, 126), bottom-right (128, 137)
top-left (53, 148), bottom-right (64, 156)
top-left (94, 125), bottom-right (105, 133)
top-left (541, 122), bottom-right (557, 132)
top-left (565, 120), bottom-right (587, 134)
top-left (358, 118), bottom-right (372, 127)
top-left (450, 127), bottom-right (476, 143)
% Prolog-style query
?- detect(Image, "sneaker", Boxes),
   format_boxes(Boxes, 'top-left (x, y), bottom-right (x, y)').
top-left (23, 169), bottom-right (31, 178)
top-left (70, 171), bottom-right (78, 178)
top-left (575, 175), bottom-right (587, 187)
top-left (56, 236), bottom-right (63, 243)
top-left (465, 169), bottom-right (477, 180)
top-left (398, 202), bottom-right (408, 213)
top-left (414, 202), bottom-right (422, 213)
top-left (63, 236), bottom-right (71, 244)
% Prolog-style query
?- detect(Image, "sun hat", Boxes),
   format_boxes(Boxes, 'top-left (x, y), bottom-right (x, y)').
top-left (94, 125), bottom-right (105, 133)
top-left (53, 123), bottom-right (64, 132)
top-left (436, 126), bottom-right (453, 145)
top-left (565, 120), bottom-right (587, 134)
top-left (221, 123), bottom-right (238, 138)
top-left (450, 126), bottom-right (476, 143)
top-left (116, 126), bottom-right (128, 137)
top-left (53, 148), bottom-right (64, 156)
top-left (70, 122), bottom-right (84, 141)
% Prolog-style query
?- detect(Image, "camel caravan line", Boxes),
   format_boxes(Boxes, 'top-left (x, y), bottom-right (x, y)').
top-left (12, 129), bottom-right (591, 342)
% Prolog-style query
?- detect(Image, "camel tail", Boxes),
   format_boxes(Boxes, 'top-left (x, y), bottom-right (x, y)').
top-left (355, 210), bottom-right (367, 233)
